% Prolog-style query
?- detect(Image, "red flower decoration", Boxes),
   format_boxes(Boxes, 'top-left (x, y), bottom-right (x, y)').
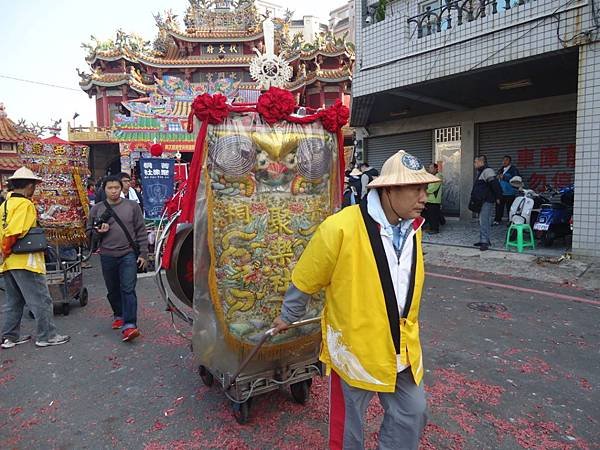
top-left (256, 87), bottom-right (296, 124)
top-left (320, 100), bottom-right (350, 133)
top-left (188, 93), bottom-right (229, 130)
top-left (150, 143), bottom-right (163, 157)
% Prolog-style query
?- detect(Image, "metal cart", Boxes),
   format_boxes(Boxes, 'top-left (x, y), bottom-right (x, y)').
top-left (154, 215), bottom-right (323, 424)
top-left (196, 318), bottom-right (322, 424)
top-left (45, 245), bottom-right (89, 316)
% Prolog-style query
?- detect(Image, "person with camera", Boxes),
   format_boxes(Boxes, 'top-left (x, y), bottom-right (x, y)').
top-left (87, 175), bottom-right (148, 342)
top-left (1, 167), bottom-right (70, 349)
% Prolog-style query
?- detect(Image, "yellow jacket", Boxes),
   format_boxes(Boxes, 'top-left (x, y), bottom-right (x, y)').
top-left (0, 193), bottom-right (46, 274)
top-left (292, 200), bottom-right (425, 393)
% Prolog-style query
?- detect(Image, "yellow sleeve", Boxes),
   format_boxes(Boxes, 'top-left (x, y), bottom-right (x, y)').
top-left (3, 202), bottom-right (36, 238)
top-left (291, 217), bottom-right (343, 295)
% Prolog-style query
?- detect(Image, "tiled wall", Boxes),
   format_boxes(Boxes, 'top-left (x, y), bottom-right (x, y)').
top-left (353, 0), bottom-right (600, 257)
top-left (353, 0), bottom-right (592, 97)
top-left (573, 42), bottom-right (600, 257)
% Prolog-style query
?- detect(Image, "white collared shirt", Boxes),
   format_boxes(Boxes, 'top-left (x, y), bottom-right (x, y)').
top-left (367, 189), bottom-right (420, 372)
top-left (121, 187), bottom-right (140, 203)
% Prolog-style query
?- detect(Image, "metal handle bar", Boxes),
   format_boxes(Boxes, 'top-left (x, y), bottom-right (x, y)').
top-left (224, 316), bottom-right (321, 391)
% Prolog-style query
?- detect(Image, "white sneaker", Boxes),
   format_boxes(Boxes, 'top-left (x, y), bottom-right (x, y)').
top-left (35, 334), bottom-right (71, 347)
top-left (1, 335), bottom-right (32, 349)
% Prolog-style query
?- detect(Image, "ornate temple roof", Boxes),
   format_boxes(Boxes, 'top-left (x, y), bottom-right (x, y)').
top-left (285, 65), bottom-right (353, 90)
top-left (166, 28), bottom-right (264, 42)
top-left (0, 104), bottom-right (37, 143)
top-left (135, 54), bottom-right (254, 68)
top-left (78, 0), bottom-right (355, 99)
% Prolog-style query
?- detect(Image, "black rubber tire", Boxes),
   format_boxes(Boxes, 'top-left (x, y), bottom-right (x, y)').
top-left (79, 287), bottom-right (89, 307)
top-left (541, 231), bottom-right (555, 247)
top-left (62, 303), bottom-right (70, 316)
top-left (198, 365), bottom-right (214, 387)
top-left (290, 380), bottom-right (311, 405)
top-left (232, 400), bottom-right (250, 425)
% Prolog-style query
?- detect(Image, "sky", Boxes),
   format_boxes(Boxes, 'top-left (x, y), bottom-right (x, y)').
top-left (0, 0), bottom-right (346, 138)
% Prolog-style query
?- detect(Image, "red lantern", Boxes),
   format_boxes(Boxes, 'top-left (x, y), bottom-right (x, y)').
top-left (150, 143), bottom-right (164, 157)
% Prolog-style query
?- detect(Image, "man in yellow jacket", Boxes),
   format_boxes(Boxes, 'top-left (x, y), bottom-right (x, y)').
top-left (0, 167), bottom-right (70, 349)
top-left (272, 150), bottom-right (439, 450)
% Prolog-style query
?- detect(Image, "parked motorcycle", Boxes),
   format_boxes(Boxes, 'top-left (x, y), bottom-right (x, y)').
top-left (509, 188), bottom-right (537, 225)
top-left (532, 185), bottom-right (574, 247)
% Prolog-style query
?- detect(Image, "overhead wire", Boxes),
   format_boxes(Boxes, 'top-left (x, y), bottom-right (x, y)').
top-left (0, 74), bottom-right (81, 92)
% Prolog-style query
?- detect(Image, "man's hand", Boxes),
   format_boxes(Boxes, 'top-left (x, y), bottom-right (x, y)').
top-left (137, 257), bottom-right (147, 271)
top-left (496, 199), bottom-right (501, 204)
top-left (270, 316), bottom-right (290, 335)
top-left (96, 223), bottom-right (110, 234)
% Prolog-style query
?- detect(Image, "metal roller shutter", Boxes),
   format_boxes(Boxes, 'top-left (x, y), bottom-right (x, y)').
top-left (365, 130), bottom-right (433, 171)
top-left (477, 113), bottom-right (576, 191)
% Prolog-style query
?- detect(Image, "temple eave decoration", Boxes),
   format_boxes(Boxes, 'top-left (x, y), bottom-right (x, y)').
top-left (76, 0), bottom-right (354, 149)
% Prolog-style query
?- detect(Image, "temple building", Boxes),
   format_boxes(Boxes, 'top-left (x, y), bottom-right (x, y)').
top-left (0, 103), bottom-right (36, 188)
top-left (70, 0), bottom-right (354, 179)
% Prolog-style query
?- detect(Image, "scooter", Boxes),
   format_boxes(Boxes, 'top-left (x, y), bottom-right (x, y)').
top-left (532, 186), bottom-right (574, 247)
top-left (509, 189), bottom-right (537, 225)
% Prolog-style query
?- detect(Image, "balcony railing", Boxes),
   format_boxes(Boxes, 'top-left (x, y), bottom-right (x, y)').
top-left (407, 0), bottom-right (528, 38)
top-left (68, 123), bottom-right (113, 142)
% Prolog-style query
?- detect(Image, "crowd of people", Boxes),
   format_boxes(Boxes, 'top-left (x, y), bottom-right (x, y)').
top-left (88, 172), bottom-right (144, 213)
top-left (469, 154), bottom-right (522, 251)
top-left (1, 151), bottom-right (529, 448)
top-left (0, 167), bottom-right (148, 347)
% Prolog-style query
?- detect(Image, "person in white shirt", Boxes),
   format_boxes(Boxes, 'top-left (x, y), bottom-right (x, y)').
top-left (118, 173), bottom-right (143, 213)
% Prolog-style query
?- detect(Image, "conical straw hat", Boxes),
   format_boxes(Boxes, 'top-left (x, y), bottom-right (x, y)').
top-left (8, 167), bottom-right (43, 182)
top-left (367, 150), bottom-right (440, 188)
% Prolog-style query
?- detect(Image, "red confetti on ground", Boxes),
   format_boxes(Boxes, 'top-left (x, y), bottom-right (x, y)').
top-left (496, 311), bottom-right (513, 320)
top-left (107, 355), bottom-right (122, 369)
top-left (484, 413), bottom-right (591, 450)
top-left (150, 420), bottom-right (168, 432)
top-left (0, 374), bottom-right (16, 385)
top-left (19, 416), bottom-right (41, 430)
top-left (578, 378), bottom-right (592, 391)
top-left (420, 423), bottom-right (466, 450)
top-left (9, 407), bottom-right (23, 416)
top-left (517, 357), bottom-right (556, 380)
top-left (427, 368), bottom-right (505, 407)
top-left (504, 348), bottom-right (523, 356)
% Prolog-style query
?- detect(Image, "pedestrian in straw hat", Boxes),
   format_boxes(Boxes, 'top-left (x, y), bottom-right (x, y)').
top-left (0, 167), bottom-right (70, 349)
top-left (272, 150), bottom-right (438, 449)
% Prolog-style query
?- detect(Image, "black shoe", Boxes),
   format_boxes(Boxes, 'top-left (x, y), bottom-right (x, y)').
top-left (480, 244), bottom-right (489, 251)
top-left (474, 242), bottom-right (482, 247)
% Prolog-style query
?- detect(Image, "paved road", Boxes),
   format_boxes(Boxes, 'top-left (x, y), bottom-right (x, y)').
top-left (1, 260), bottom-right (598, 449)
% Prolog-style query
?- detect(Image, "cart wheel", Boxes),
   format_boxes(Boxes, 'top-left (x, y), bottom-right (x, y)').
top-left (232, 400), bottom-right (250, 425)
top-left (198, 365), bottom-right (214, 387)
top-left (290, 380), bottom-right (311, 405)
top-left (79, 288), bottom-right (89, 307)
top-left (62, 303), bottom-right (70, 316)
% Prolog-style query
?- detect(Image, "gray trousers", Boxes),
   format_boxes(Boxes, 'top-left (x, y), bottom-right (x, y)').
top-left (479, 201), bottom-right (495, 245)
top-left (329, 369), bottom-right (427, 450)
top-left (1, 269), bottom-right (57, 342)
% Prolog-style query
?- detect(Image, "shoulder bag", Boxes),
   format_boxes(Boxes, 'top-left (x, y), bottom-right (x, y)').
top-left (2, 198), bottom-right (48, 254)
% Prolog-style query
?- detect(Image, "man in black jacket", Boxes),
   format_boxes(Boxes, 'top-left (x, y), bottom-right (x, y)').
top-left (471, 156), bottom-right (502, 251)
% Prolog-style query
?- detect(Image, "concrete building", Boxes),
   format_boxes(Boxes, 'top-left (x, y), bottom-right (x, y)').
top-left (351, 0), bottom-right (600, 257)
top-left (330, 0), bottom-right (356, 41)
top-left (289, 16), bottom-right (329, 43)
